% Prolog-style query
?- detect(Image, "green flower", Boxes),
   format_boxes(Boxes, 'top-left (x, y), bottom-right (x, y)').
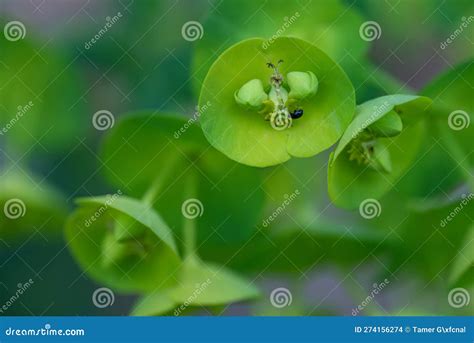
top-left (199, 37), bottom-right (355, 167)
top-left (328, 94), bottom-right (432, 208)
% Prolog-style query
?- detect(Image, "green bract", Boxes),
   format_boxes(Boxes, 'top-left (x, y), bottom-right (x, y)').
top-left (65, 196), bottom-right (181, 292)
top-left (199, 37), bottom-right (355, 167)
top-left (132, 257), bottom-right (259, 316)
top-left (328, 95), bottom-right (432, 208)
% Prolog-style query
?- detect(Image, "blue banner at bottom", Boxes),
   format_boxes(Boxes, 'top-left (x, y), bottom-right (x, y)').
top-left (0, 316), bottom-right (472, 342)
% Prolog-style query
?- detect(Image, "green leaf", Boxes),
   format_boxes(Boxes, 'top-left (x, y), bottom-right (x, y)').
top-left (100, 112), bottom-right (265, 245)
top-left (0, 168), bottom-right (67, 239)
top-left (65, 195), bottom-right (181, 293)
top-left (199, 37), bottom-right (355, 167)
top-left (328, 95), bottom-right (431, 208)
top-left (131, 257), bottom-right (259, 316)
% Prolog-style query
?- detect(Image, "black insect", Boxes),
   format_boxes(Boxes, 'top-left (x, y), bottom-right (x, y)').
top-left (290, 109), bottom-right (304, 119)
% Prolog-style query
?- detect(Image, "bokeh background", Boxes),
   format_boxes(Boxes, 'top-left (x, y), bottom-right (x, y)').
top-left (0, 0), bottom-right (472, 316)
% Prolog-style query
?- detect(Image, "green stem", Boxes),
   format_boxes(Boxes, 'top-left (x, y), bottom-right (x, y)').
top-left (142, 154), bottom-right (181, 205)
top-left (183, 171), bottom-right (198, 259)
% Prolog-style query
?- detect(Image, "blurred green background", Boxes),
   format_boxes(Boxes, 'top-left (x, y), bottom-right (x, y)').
top-left (0, 0), bottom-right (472, 316)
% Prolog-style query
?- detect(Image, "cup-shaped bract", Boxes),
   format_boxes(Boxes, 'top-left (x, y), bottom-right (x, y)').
top-left (328, 95), bottom-right (432, 208)
top-left (65, 196), bottom-right (181, 292)
top-left (198, 37), bottom-right (355, 167)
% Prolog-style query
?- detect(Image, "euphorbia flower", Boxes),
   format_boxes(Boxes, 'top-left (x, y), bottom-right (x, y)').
top-left (198, 37), bottom-right (355, 167)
